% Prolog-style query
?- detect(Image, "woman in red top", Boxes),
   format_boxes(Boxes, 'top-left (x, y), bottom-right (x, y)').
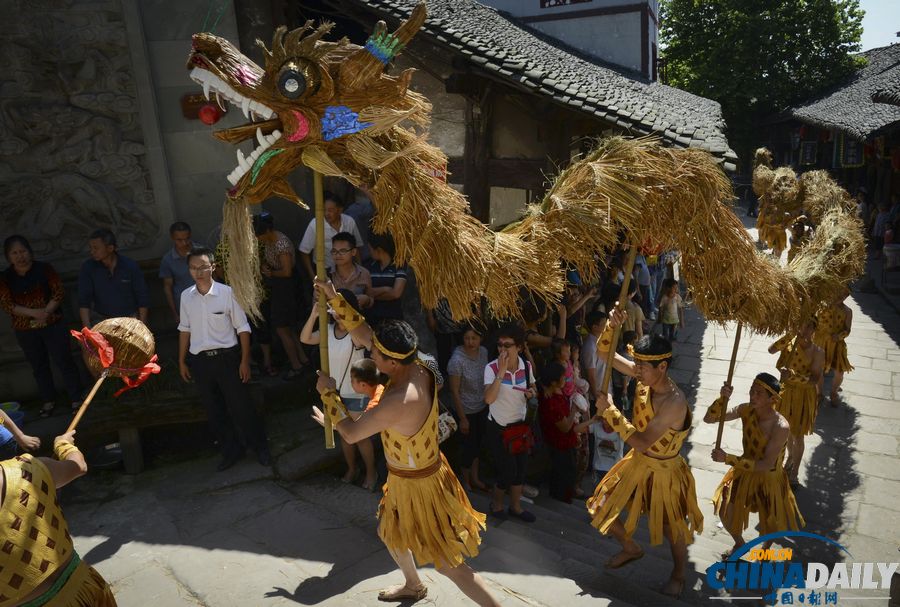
top-left (0, 236), bottom-right (83, 417)
top-left (539, 361), bottom-right (595, 503)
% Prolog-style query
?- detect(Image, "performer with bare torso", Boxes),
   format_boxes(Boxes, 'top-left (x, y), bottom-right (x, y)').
top-left (311, 280), bottom-right (498, 606)
top-left (586, 307), bottom-right (703, 598)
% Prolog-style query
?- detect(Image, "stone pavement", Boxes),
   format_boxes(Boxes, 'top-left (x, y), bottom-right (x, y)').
top-left (51, 282), bottom-right (899, 607)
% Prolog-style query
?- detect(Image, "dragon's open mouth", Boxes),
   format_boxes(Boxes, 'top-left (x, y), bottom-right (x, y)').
top-left (189, 67), bottom-right (283, 186)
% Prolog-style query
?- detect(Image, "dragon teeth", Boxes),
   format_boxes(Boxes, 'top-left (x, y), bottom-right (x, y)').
top-left (236, 148), bottom-right (247, 166)
top-left (256, 127), bottom-right (265, 146)
top-left (192, 67), bottom-right (277, 123)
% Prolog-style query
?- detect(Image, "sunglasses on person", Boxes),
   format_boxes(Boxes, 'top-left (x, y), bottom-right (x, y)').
top-left (497, 341), bottom-right (517, 349)
top-left (331, 247), bottom-right (354, 255)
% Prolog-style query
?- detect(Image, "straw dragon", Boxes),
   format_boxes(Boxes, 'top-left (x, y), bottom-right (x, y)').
top-left (188, 3), bottom-right (862, 334)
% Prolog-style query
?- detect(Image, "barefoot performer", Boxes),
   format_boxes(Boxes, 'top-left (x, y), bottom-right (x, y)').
top-left (705, 374), bottom-right (804, 558)
top-left (586, 308), bottom-right (703, 598)
top-left (768, 319), bottom-right (825, 485)
top-left (813, 288), bottom-right (853, 406)
top-left (311, 280), bottom-right (498, 606)
top-left (0, 431), bottom-right (117, 606)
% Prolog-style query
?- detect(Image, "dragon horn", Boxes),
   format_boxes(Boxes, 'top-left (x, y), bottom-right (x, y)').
top-left (339, 1), bottom-right (427, 89)
top-left (297, 21), bottom-right (336, 56)
top-left (271, 178), bottom-right (308, 209)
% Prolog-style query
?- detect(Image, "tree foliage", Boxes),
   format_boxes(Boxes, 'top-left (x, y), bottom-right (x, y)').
top-left (660, 0), bottom-right (864, 165)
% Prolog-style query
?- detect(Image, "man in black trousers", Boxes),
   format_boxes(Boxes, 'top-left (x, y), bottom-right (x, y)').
top-left (178, 247), bottom-right (271, 471)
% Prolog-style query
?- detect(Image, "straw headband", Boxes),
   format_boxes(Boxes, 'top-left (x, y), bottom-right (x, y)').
top-left (753, 377), bottom-right (781, 399)
top-left (373, 333), bottom-right (416, 360)
top-left (626, 344), bottom-right (672, 362)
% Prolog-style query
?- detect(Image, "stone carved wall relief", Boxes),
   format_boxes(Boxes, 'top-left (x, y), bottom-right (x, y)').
top-left (0, 1), bottom-right (158, 258)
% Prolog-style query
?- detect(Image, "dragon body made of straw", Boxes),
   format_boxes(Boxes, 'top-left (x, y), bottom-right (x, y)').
top-left (188, 3), bottom-right (862, 335)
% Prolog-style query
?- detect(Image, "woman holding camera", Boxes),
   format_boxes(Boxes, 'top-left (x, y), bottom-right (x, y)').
top-left (483, 323), bottom-right (537, 523)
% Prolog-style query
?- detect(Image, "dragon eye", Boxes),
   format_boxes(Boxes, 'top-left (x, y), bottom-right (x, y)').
top-left (278, 69), bottom-right (306, 98)
top-left (276, 61), bottom-right (318, 99)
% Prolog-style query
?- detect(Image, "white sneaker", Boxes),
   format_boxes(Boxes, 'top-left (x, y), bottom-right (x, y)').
top-left (522, 484), bottom-right (539, 498)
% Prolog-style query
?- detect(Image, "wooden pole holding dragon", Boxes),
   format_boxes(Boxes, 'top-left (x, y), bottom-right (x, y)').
top-left (313, 171), bottom-right (335, 449)
top-left (714, 322), bottom-right (743, 450)
top-left (599, 242), bottom-right (639, 396)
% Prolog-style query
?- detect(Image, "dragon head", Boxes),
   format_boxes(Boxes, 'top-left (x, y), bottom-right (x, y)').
top-left (187, 3), bottom-right (427, 206)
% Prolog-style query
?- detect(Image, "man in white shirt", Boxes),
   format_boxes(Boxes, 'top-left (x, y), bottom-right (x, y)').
top-left (178, 247), bottom-right (270, 471)
top-left (297, 190), bottom-right (364, 280)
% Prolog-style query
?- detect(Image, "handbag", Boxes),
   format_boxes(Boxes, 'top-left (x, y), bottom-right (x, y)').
top-left (502, 421), bottom-right (535, 455)
top-left (437, 407), bottom-right (458, 444)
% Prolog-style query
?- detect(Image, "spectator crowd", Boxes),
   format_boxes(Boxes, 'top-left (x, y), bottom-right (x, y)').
top-left (0, 185), bottom-right (686, 490)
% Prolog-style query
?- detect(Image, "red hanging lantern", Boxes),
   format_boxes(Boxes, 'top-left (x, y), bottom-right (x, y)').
top-left (864, 142), bottom-right (875, 159)
top-left (892, 148), bottom-right (900, 172)
top-left (198, 104), bottom-right (223, 125)
top-left (799, 125), bottom-right (808, 139)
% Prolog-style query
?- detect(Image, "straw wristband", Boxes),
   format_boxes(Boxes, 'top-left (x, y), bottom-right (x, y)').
top-left (601, 406), bottom-right (636, 441)
top-left (321, 389), bottom-right (350, 424)
top-left (327, 294), bottom-right (365, 330)
top-left (54, 441), bottom-right (81, 461)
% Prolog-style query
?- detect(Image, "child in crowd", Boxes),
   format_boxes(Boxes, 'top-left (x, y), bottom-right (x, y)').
top-left (0, 407), bottom-right (40, 460)
top-left (351, 358), bottom-right (385, 413)
top-left (568, 341), bottom-right (591, 401)
top-left (623, 283), bottom-right (645, 339)
top-left (612, 330), bottom-right (638, 417)
top-left (591, 417), bottom-right (625, 483)
top-left (658, 278), bottom-right (684, 342)
top-left (554, 339), bottom-right (591, 496)
top-left (552, 338), bottom-right (577, 402)
top-left (349, 359), bottom-right (386, 492)
top-left (301, 290), bottom-right (375, 490)
top-left (539, 362), bottom-right (596, 503)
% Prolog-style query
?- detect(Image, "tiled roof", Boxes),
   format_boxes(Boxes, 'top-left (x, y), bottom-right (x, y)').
top-left (788, 44), bottom-right (900, 140)
top-left (873, 86), bottom-right (900, 107)
top-left (328, 0), bottom-right (737, 168)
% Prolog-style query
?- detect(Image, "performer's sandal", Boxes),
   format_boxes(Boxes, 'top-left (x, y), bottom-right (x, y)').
top-left (377, 583), bottom-right (427, 602)
top-left (605, 549), bottom-right (644, 569)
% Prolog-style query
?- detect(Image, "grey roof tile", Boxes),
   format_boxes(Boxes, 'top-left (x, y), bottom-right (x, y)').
top-left (787, 44), bottom-right (900, 140)
top-left (347, 0), bottom-right (735, 160)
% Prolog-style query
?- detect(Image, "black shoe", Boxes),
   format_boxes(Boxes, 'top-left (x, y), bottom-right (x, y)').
top-left (508, 508), bottom-right (536, 523)
top-left (489, 508), bottom-right (508, 521)
top-left (217, 450), bottom-right (243, 471)
top-left (282, 368), bottom-right (304, 381)
top-left (257, 449), bottom-right (272, 467)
